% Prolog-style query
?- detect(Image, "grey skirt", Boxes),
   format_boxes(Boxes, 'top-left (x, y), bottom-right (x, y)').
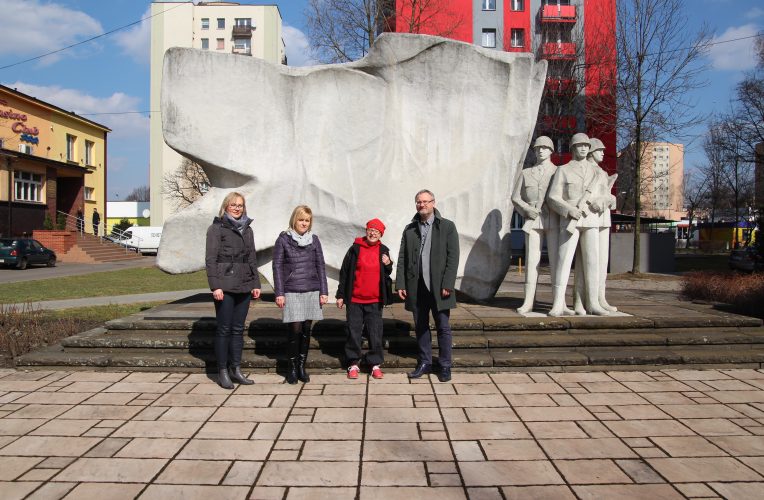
top-left (283, 291), bottom-right (324, 322)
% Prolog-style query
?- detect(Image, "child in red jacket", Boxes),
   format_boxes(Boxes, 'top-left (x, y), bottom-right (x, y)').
top-left (336, 219), bottom-right (394, 379)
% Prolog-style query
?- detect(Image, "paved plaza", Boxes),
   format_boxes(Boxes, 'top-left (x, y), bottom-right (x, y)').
top-left (1, 369), bottom-right (764, 499)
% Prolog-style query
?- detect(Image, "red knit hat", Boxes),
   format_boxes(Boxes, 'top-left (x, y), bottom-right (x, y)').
top-left (366, 218), bottom-right (386, 235)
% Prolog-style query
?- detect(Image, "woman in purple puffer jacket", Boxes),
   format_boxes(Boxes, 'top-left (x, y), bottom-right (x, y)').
top-left (272, 205), bottom-right (328, 384)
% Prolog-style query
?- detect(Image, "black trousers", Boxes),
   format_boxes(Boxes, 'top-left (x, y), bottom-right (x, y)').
top-left (413, 278), bottom-right (452, 368)
top-left (214, 292), bottom-right (251, 369)
top-left (344, 302), bottom-right (384, 367)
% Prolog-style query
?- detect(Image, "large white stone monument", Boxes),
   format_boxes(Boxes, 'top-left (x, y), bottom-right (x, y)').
top-left (156, 34), bottom-right (546, 300)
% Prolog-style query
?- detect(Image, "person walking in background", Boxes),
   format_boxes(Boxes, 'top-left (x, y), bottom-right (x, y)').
top-left (272, 205), bottom-right (328, 384)
top-left (91, 208), bottom-right (100, 236)
top-left (336, 218), bottom-right (394, 380)
top-left (205, 191), bottom-right (262, 389)
top-left (396, 189), bottom-right (460, 382)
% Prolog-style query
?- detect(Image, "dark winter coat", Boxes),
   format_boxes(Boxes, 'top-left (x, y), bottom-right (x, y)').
top-left (205, 216), bottom-right (262, 293)
top-left (336, 239), bottom-right (394, 306)
top-left (272, 231), bottom-right (328, 296)
top-left (396, 208), bottom-right (459, 312)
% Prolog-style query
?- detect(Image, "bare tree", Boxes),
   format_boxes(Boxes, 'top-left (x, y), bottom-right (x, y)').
top-left (682, 170), bottom-right (708, 249)
top-left (305, 0), bottom-right (464, 64)
top-left (124, 185), bottom-right (150, 202)
top-left (162, 158), bottom-right (210, 211)
top-left (616, 0), bottom-right (712, 272)
top-left (699, 127), bottom-right (732, 250)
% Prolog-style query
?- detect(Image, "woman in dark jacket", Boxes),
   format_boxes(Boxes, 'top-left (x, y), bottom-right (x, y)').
top-left (272, 205), bottom-right (328, 384)
top-left (205, 191), bottom-right (261, 389)
top-left (336, 218), bottom-right (393, 380)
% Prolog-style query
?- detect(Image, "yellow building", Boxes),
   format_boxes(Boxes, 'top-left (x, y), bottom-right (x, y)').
top-left (0, 84), bottom-right (110, 236)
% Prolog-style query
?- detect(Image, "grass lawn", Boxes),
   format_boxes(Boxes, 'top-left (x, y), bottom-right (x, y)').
top-left (0, 268), bottom-right (208, 304)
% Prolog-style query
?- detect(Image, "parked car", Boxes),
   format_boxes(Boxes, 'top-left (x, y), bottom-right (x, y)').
top-left (0, 238), bottom-right (57, 269)
top-left (729, 246), bottom-right (762, 272)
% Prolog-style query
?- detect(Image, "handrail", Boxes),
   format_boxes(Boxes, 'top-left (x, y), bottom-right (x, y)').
top-left (55, 210), bottom-right (141, 253)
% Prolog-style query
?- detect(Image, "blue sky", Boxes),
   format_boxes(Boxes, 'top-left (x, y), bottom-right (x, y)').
top-left (0, 0), bottom-right (761, 199)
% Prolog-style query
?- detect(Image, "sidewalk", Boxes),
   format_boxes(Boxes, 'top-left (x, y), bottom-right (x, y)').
top-left (0, 368), bottom-right (763, 499)
top-left (19, 289), bottom-right (211, 311)
top-left (0, 257), bottom-right (156, 285)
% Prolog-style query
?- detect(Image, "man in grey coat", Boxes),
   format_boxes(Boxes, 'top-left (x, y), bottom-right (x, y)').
top-left (397, 189), bottom-right (460, 382)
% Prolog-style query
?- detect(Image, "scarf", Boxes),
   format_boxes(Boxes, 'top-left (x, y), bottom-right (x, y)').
top-left (287, 228), bottom-right (313, 247)
top-left (224, 212), bottom-right (251, 235)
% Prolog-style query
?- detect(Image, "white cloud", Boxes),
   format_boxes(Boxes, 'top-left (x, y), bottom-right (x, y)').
top-left (708, 24), bottom-right (760, 71)
top-left (113, 7), bottom-right (151, 64)
top-left (746, 7), bottom-right (764, 19)
top-left (283, 24), bottom-right (318, 67)
top-left (0, 0), bottom-right (102, 60)
top-left (3, 81), bottom-right (149, 139)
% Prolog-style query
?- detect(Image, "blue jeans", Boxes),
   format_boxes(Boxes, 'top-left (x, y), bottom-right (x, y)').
top-left (413, 278), bottom-right (452, 368)
top-left (214, 292), bottom-right (251, 369)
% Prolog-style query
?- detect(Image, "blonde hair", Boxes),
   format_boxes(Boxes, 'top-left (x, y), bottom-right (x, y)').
top-left (218, 192), bottom-right (247, 217)
top-left (289, 205), bottom-right (313, 231)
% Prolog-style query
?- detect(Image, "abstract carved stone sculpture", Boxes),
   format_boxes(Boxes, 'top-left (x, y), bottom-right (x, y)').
top-left (156, 34), bottom-right (547, 300)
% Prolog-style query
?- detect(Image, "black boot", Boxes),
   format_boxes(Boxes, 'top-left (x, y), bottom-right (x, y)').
top-left (297, 322), bottom-right (311, 383)
top-left (218, 368), bottom-right (234, 390)
top-left (286, 358), bottom-right (298, 385)
top-left (285, 325), bottom-right (299, 384)
top-left (229, 366), bottom-right (254, 385)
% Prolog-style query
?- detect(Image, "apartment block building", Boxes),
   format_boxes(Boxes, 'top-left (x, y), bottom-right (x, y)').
top-left (149, 1), bottom-right (285, 224)
top-left (617, 142), bottom-right (685, 221)
top-left (0, 85), bottom-right (109, 236)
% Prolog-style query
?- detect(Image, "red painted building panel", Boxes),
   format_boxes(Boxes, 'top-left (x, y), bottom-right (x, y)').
top-left (504, 2), bottom-right (531, 53)
top-left (393, 0), bottom-right (473, 43)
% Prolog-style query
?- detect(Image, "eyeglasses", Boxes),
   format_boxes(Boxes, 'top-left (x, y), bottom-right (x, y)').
top-left (415, 199), bottom-right (434, 206)
top-left (366, 228), bottom-right (381, 235)
top-left (228, 204), bottom-right (244, 209)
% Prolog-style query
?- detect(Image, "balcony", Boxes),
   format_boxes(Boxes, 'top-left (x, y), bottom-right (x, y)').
top-left (232, 47), bottom-right (252, 56)
top-left (542, 42), bottom-right (576, 60)
top-left (540, 115), bottom-right (577, 131)
top-left (545, 77), bottom-right (576, 94)
top-left (232, 25), bottom-right (252, 37)
top-left (540, 4), bottom-right (576, 23)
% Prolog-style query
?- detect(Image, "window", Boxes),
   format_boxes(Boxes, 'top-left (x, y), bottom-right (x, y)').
top-left (18, 144), bottom-right (33, 155)
top-left (84, 187), bottom-right (94, 201)
top-left (234, 18), bottom-right (251, 27)
top-left (85, 140), bottom-right (94, 166)
top-left (201, 38), bottom-right (209, 50)
top-left (511, 0), bottom-right (525, 11)
top-left (217, 18), bottom-right (225, 29)
top-left (66, 134), bottom-right (76, 162)
top-left (216, 38), bottom-right (224, 50)
top-left (234, 38), bottom-right (251, 53)
top-left (481, 29), bottom-right (497, 48)
top-left (201, 18), bottom-right (209, 29)
top-left (14, 171), bottom-right (43, 202)
top-left (482, 0), bottom-right (496, 10)
top-left (511, 29), bottom-right (525, 48)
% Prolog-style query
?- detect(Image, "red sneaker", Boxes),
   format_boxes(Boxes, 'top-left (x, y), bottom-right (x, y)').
top-left (347, 365), bottom-right (360, 380)
top-left (371, 366), bottom-right (384, 379)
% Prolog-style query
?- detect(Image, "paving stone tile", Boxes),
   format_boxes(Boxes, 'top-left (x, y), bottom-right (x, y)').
top-left (427, 461), bottom-right (457, 473)
top-left (300, 440), bottom-right (360, 461)
top-left (56, 457), bottom-right (167, 482)
top-left (580, 381), bottom-right (632, 393)
top-left (437, 395), bottom-right (509, 408)
top-left (497, 383), bottom-right (565, 394)
top-left (0, 419), bottom-right (47, 435)
top-left (441, 408), bottom-right (468, 422)
top-left (0, 436), bottom-right (101, 457)
top-left (664, 370), bottom-right (730, 381)
top-left (706, 482), bottom-right (764, 500)
top-left (504, 394), bottom-right (556, 407)
top-left (274, 441), bottom-right (302, 450)
top-left (235, 383), bottom-right (301, 395)
top-left (115, 438), bottom-right (187, 458)
top-left (539, 437), bottom-right (636, 459)
top-left (103, 382), bottom-right (174, 393)
top-left (674, 483), bottom-right (717, 497)
top-left (737, 456), bottom-right (764, 475)
top-left (83, 438), bottom-right (131, 458)
top-left (481, 439), bottom-right (545, 460)
top-left (57, 381), bottom-right (114, 393)
top-left (550, 372), bottom-right (614, 383)
top-left (549, 394), bottom-right (580, 407)
top-left (83, 427), bottom-right (114, 438)
top-left (0, 393), bottom-right (25, 404)
top-left (452, 384), bottom-right (501, 395)
top-left (60, 372), bottom-right (128, 383)
top-left (25, 481), bottom-right (76, 499)
top-left (221, 460), bottom-right (262, 486)
top-left (365, 423), bottom-right (419, 440)
top-left (286, 487), bottom-right (357, 499)
top-left (708, 435), bottom-right (764, 455)
top-left (364, 441), bottom-right (453, 461)
top-left (658, 404), bottom-right (745, 419)
top-left (30, 419), bottom-right (98, 437)
top-left (514, 406), bottom-right (595, 422)
top-left (247, 486), bottom-right (286, 499)
top-left (640, 392), bottom-right (696, 405)
top-left (159, 406), bottom-right (217, 422)
top-left (615, 459), bottom-right (665, 483)
top-left (12, 392), bottom-right (92, 405)
top-left (430, 473), bottom-right (461, 486)
top-left (359, 486), bottom-right (466, 499)
top-left (460, 460), bottom-right (564, 486)
top-left (0, 481), bottom-right (41, 500)
top-left (133, 406), bottom-right (167, 420)
top-left (252, 423), bottom-right (283, 440)
top-left (60, 405), bottom-right (142, 420)
top-left (708, 390), bottom-right (764, 404)
top-left (704, 379), bottom-right (759, 391)
top-left (82, 393), bottom-right (140, 405)
top-left (322, 384), bottom-right (367, 395)
top-left (153, 394), bottom-right (228, 407)
top-left (446, 422), bottom-right (530, 440)
top-left (0, 381), bottom-right (50, 392)
top-left (313, 408), bottom-right (364, 422)
top-left (489, 374), bottom-right (534, 384)
top-left (258, 461), bottom-right (359, 486)
top-left (294, 395), bottom-right (365, 408)
top-left (178, 439), bottom-right (273, 460)
top-left (210, 407), bottom-right (290, 422)
top-left (555, 459), bottom-right (633, 484)
top-left (8, 404), bottom-right (72, 419)
top-left (652, 436), bottom-right (727, 457)
top-left (647, 457), bottom-right (762, 482)
top-left (604, 420), bottom-right (695, 438)
top-left (280, 422), bottom-right (361, 440)
top-left (362, 461), bottom-right (427, 486)
top-left (38, 456), bottom-right (76, 468)
top-left (139, 484), bottom-right (249, 500)
top-left (527, 421), bottom-right (588, 439)
top-left (270, 450), bottom-right (300, 460)
top-left (635, 447), bottom-right (668, 458)
top-left (464, 408), bottom-right (519, 422)
top-left (573, 393), bottom-right (649, 406)
top-left (0, 457), bottom-right (43, 480)
top-left (156, 459), bottom-right (231, 484)
top-left (572, 484), bottom-right (684, 499)
top-left (502, 485), bottom-right (576, 499)
top-left (680, 418), bottom-right (749, 436)
top-left (196, 422), bottom-right (255, 439)
top-left (367, 395), bottom-right (414, 407)
top-left (121, 373), bottom-right (168, 383)
top-left (366, 408), bottom-right (442, 422)
top-left (611, 405), bottom-right (671, 420)
top-left (112, 420), bottom-right (202, 439)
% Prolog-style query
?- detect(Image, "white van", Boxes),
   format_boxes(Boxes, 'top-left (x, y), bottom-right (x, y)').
top-left (119, 226), bottom-right (162, 255)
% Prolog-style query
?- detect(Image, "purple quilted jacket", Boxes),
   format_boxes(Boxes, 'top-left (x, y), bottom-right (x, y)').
top-left (272, 232), bottom-right (328, 296)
